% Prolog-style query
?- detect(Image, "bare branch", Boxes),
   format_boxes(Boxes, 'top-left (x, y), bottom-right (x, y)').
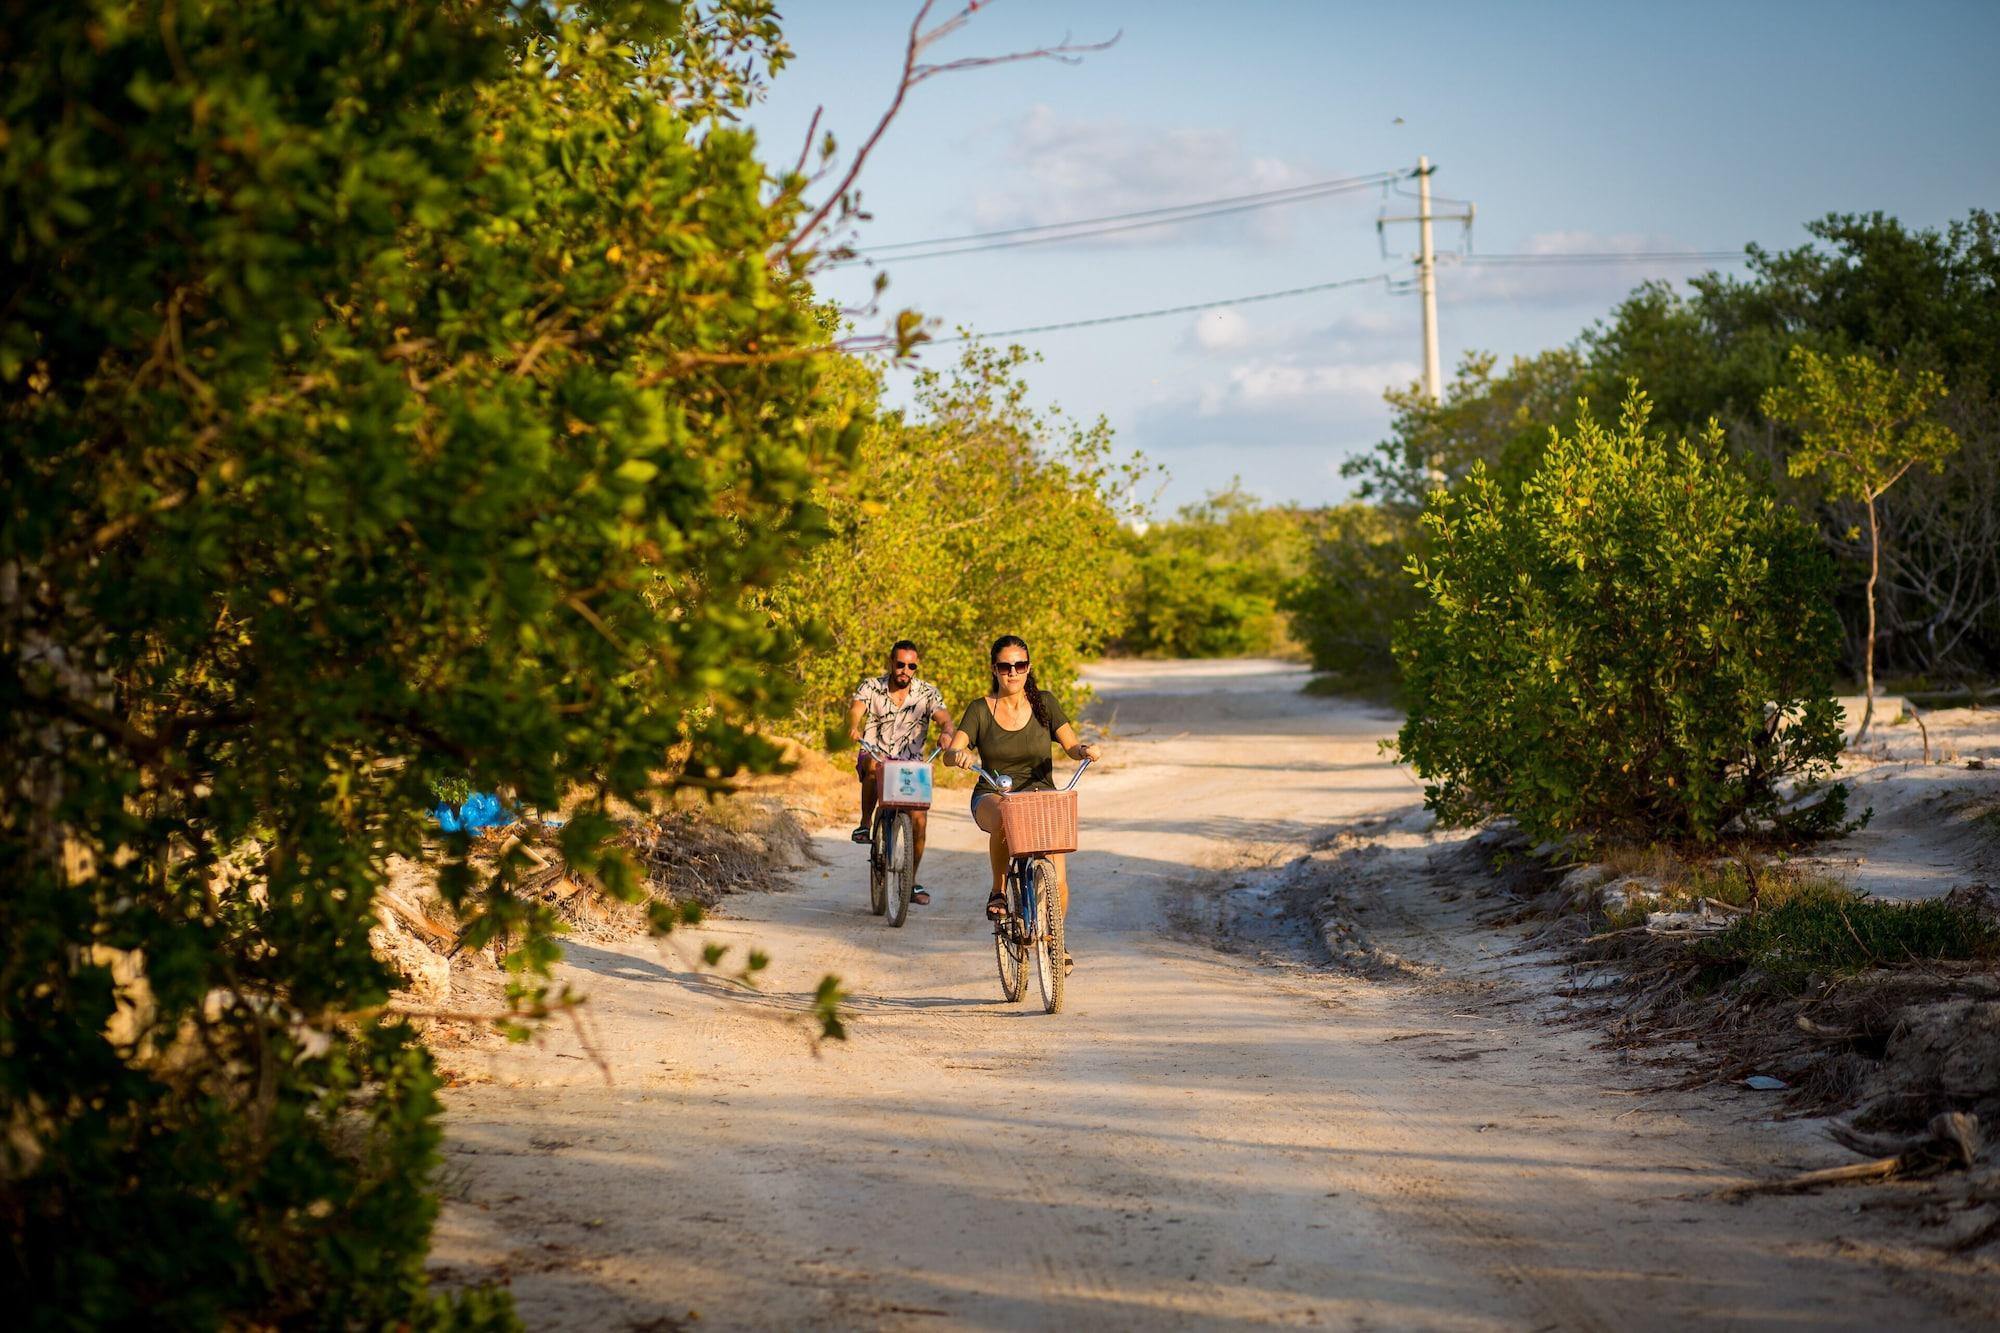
top-left (789, 104), bottom-right (824, 181)
top-left (773, 2), bottom-right (1115, 268)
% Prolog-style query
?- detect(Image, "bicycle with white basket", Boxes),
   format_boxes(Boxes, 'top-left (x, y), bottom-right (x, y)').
top-left (965, 758), bottom-right (1092, 1013)
top-left (859, 743), bottom-right (940, 928)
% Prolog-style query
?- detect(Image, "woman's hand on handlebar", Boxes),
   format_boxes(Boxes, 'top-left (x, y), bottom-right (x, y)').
top-left (1068, 742), bottom-right (1102, 763)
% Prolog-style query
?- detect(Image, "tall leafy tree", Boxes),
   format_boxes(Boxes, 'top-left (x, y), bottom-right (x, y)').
top-left (2, 1), bottom-right (868, 1323)
top-left (769, 343), bottom-right (1144, 736)
top-left (1341, 348), bottom-right (1587, 516)
top-left (1761, 348), bottom-right (1960, 740)
top-left (1117, 484), bottom-right (1312, 660)
top-left (1303, 209), bottom-right (2000, 683)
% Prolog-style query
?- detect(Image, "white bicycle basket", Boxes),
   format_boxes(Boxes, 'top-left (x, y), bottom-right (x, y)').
top-left (876, 759), bottom-right (934, 810)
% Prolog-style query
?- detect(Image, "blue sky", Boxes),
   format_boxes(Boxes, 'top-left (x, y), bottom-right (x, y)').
top-left (746, 1), bottom-right (2000, 511)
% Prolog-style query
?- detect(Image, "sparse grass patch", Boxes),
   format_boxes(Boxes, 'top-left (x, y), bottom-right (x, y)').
top-left (1695, 885), bottom-right (2000, 992)
top-left (1596, 850), bottom-right (1844, 928)
top-left (1596, 842), bottom-right (1683, 882)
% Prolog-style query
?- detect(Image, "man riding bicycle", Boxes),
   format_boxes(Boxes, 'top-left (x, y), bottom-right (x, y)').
top-left (850, 640), bottom-right (953, 907)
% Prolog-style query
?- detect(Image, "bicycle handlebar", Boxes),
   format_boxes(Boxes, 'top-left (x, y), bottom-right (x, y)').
top-left (968, 756), bottom-right (1092, 794)
top-left (858, 742), bottom-right (944, 764)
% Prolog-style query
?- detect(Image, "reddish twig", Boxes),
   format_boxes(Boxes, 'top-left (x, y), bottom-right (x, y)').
top-left (773, 1), bottom-right (1117, 267)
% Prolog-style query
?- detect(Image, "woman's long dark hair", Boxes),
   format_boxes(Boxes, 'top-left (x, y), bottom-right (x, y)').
top-left (989, 634), bottom-right (1055, 734)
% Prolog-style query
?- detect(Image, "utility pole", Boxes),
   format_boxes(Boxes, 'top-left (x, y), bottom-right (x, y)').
top-left (1416, 155), bottom-right (1442, 401)
top-left (1379, 157), bottom-right (1475, 404)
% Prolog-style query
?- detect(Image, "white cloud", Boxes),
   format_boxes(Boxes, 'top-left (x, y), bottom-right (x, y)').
top-left (1439, 230), bottom-right (1730, 309)
top-left (1288, 306), bottom-right (1409, 358)
top-left (1182, 304), bottom-right (1412, 359)
top-left (1196, 357), bottom-right (1418, 416)
top-left (965, 105), bottom-right (1338, 248)
top-left (1129, 349), bottom-right (1415, 464)
top-left (1187, 308), bottom-right (1253, 351)
top-left (1306, 308), bottom-right (1400, 341)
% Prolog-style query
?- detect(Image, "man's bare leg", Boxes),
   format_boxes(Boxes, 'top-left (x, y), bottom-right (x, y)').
top-left (854, 754), bottom-right (879, 842)
top-left (907, 809), bottom-right (931, 904)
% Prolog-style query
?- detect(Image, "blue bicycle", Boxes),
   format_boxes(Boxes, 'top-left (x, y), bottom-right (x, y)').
top-left (970, 759), bottom-right (1091, 1014)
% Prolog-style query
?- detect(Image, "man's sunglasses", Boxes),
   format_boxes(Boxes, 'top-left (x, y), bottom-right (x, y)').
top-left (891, 659), bottom-right (919, 670)
top-left (994, 661), bottom-right (1030, 675)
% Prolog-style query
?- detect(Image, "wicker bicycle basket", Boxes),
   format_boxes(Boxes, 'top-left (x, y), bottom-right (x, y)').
top-left (998, 789), bottom-right (1078, 856)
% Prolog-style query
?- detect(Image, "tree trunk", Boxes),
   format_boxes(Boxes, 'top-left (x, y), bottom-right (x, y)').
top-left (1855, 495), bottom-right (1880, 745)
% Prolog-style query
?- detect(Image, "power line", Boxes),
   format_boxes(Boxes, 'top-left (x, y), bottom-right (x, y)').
top-left (928, 272), bottom-right (1393, 345)
top-left (860, 169), bottom-right (1404, 251)
top-left (836, 170), bottom-right (1405, 265)
top-left (1454, 250), bottom-right (1745, 266)
top-left (920, 249), bottom-right (1755, 348)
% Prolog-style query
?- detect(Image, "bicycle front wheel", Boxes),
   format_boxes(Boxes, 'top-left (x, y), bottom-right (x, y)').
top-left (994, 865), bottom-right (1027, 1002)
top-left (867, 815), bottom-right (887, 916)
top-left (884, 812), bottom-right (914, 928)
top-left (1032, 858), bottom-right (1064, 1014)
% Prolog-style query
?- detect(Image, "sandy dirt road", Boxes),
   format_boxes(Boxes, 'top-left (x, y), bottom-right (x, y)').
top-left (431, 661), bottom-right (1973, 1330)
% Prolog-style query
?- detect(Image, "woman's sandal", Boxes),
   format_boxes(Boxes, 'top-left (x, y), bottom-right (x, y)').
top-left (909, 885), bottom-right (930, 906)
top-left (1064, 952), bottom-right (1075, 976)
top-left (984, 890), bottom-right (1007, 920)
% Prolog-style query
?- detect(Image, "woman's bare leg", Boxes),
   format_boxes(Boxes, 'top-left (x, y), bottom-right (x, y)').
top-left (972, 797), bottom-right (1007, 899)
top-left (1049, 851), bottom-right (1068, 917)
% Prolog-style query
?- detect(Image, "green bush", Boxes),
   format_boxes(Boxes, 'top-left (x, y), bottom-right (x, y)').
top-left (1118, 486), bottom-right (1311, 659)
top-left (1395, 388), bottom-right (1847, 845)
top-left (3, 3), bottom-right (855, 1324)
top-left (768, 343), bottom-right (1144, 739)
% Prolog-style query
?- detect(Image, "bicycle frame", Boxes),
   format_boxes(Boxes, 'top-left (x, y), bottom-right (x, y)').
top-left (966, 757), bottom-right (1091, 1011)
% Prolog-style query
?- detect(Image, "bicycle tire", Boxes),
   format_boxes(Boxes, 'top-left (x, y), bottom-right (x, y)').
top-left (867, 813), bottom-right (887, 916)
top-left (884, 812), bottom-right (914, 928)
top-left (1032, 858), bottom-right (1064, 1014)
top-left (994, 863), bottom-right (1027, 1002)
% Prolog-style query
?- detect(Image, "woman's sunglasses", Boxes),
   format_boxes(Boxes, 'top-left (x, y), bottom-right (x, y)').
top-left (994, 661), bottom-right (1030, 675)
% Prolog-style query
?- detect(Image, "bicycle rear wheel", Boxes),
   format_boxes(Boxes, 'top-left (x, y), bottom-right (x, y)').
top-left (867, 814), bottom-right (887, 916)
top-left (993, 863), bottom-right (1027, 1002)
top-left (884, 812), bottom-right (914, 928)
top-left (1032, 858), bottom-right (1064, 1014)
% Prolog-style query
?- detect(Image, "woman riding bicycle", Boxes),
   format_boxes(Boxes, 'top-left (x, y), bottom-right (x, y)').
top-left (944, 635), bottom-right (1102, 963)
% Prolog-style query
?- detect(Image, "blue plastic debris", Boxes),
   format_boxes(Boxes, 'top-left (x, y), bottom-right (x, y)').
top-left (431, 791), bottom-right (516, 834)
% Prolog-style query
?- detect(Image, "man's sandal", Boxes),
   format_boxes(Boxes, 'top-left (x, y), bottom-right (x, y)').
top-left (985, 890), bottom-right (1007, 920)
